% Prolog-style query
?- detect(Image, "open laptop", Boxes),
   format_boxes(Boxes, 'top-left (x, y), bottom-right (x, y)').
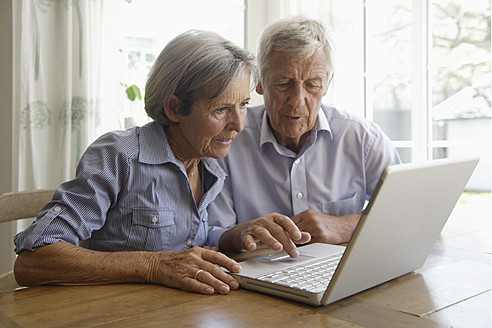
top-left (231, 157), bottom-right (479, 306)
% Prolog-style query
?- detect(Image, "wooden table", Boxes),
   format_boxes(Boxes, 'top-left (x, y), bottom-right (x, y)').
top-left (1, 201), bottom-right (490, 328)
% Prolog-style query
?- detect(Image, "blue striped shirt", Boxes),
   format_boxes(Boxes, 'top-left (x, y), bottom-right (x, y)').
top-left (14, 121), bottom-right (226, 253)
top-left (207, 104), bottom-right (401, 245)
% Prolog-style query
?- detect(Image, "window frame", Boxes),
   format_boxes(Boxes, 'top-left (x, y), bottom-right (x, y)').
top-left (246, 0), bottom-right (490, 164)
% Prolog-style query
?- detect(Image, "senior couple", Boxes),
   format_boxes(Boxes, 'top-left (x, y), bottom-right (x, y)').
top-left (14, 16), bottom-right (400, 295)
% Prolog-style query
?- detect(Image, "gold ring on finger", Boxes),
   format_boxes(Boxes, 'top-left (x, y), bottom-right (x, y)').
top-left (194, 269), bottom-right (204, 280)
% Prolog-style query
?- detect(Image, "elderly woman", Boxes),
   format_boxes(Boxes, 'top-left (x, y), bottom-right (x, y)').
top-left (13, 30), bottom-right (258, 295)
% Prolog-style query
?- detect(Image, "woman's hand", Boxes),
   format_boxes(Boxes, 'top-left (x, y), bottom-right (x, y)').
top-left (147, 247), bottom-right (241, 295)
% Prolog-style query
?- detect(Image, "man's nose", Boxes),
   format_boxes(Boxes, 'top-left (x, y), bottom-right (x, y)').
top-left (287, 83), bottom-right (306, 107)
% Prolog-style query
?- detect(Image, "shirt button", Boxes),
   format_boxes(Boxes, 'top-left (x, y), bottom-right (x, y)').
top-left (294, 159), bottom-right (300, 165)
top-left (54, 206), bottom-right (62, 212)
top-left (151, 216), bottom-right (158, 224)
top-left (296, 192), bottom-right (303, 199)
top-left (186, 238), bottom-right (193, 246)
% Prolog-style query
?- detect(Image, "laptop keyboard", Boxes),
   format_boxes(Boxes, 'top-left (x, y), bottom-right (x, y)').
top-left (256, 252), bottom-right (343, 294)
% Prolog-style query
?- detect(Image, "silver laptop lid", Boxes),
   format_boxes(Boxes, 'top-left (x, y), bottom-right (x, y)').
top-left (322, 156), bottom-right (479, 305)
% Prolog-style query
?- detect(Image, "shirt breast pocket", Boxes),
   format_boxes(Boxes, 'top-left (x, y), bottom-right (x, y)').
top-left (127, 208), bottom-right (175, 251)
top-left (322, 193), bottom-right (364, 217)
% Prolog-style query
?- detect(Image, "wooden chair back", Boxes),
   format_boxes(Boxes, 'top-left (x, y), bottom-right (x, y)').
top-left (0, 189), bottom-right (56, 223)
top-left (0, 188), bottom-right (56, 292)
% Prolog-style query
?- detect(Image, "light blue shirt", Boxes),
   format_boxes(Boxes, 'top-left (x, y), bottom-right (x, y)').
top-left (207, 104), bottom-right (401, 246)
top-left (14, 121), bottom-right (226, 253)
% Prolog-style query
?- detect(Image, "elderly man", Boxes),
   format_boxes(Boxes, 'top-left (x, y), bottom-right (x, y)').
top-left (208, 16), bottom-right (401, 258)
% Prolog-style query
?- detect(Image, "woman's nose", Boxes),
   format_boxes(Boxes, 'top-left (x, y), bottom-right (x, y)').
top-left (227, 107), bottom-right (246, 132)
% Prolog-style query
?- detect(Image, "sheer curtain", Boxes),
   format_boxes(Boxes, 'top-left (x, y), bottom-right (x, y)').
top-left (13, 0), bottom-right (121, 190)
top-left (13, 0), bottom-right (121, 229)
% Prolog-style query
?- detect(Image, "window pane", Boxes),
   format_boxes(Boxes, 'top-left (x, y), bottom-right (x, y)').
top-left (396, 147), bottom-right (412, 163)
top-left (434, 146), bottom-right (491, 192)
top-left (366, 1), bottom-right (413, 141)
top-left (431, 0), bottom-right (491, 140)
top-left (431, 0), bottom-right (491, 192)
top-left (119, 0), bottom-right (245, 128)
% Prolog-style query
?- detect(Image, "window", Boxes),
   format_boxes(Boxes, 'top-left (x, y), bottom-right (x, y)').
top-left (430, 0), bottom-right (491, 192)
top-left (117, 0), bottom-right (490, 193)
top-left (364, 0), bottom-right (490, 191)
top-left (270, 0), bottom-right (490, 192)
top-left (365, 0), bottom-right (414, 161)
top-left (118, 0), bottom-right (245, 128)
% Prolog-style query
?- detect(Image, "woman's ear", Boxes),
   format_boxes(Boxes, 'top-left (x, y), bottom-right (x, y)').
top-left (256, 82), bottom-right (264, 95)
top-left (163, 95), bottom-right (182, 123)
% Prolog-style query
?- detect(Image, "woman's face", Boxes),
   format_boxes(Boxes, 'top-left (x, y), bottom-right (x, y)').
top-left (175, 69), bottom-right (251, 159)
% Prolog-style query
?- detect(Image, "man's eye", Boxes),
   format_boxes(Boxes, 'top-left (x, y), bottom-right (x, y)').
top-left (240, 101), bottom-right (249, 108)
top-left (306, 84), bottom-right (323, 93)
top-left (276, 83), bottom-right (291, 90)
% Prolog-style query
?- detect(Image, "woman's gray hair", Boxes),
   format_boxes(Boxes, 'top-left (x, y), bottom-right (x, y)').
top-left (145, 30), bottom-right (259, 125)
top-left (257, 16), bottom-right (335, 81)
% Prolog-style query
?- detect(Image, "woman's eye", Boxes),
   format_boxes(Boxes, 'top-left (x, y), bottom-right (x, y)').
top-left (215, 107), bottom-right (228, 114)
top-left (240, 101), bottom-right (249, 108)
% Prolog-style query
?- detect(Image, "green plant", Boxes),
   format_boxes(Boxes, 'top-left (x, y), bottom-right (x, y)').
top-left (125, 84), bottom-right (142, 101)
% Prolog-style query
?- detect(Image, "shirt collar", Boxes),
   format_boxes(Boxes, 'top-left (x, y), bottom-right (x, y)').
top-left (259, 106), bottom-right (333, 149)
top-left (259, 111), bottom-right (278, 148)
top-left (139, 122), bottom-right (175, 164)
top-left (316, 106), bottom-right (332, 138)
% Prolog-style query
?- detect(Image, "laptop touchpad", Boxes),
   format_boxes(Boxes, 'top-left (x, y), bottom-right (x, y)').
top-left (261, 253), bottom-right (315, 262)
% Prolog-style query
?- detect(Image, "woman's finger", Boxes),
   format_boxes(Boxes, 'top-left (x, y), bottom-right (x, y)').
top-left (200, 249), bottom-right (241, 273)
top-left (195, 268), bottom-right (236, 295)
top-left (185, 273), bottom-right (216, 295)
top-left (183, 264), bottom-right (239, 295)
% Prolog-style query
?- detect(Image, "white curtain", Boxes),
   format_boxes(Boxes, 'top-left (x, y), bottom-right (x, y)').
top-left (13, 0), bottom-right (121, 193)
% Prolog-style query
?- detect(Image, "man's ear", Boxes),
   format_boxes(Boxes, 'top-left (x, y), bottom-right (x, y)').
top-left (256, 82), bottom-right (264, 95)
top-left (163, 95), bottom-right (182, 123)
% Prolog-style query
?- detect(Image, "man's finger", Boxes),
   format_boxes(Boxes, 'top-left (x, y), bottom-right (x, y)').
top-left (272, 215), bottom-right (303, 241)
top-left (253, 228), bottom-right (285, 253)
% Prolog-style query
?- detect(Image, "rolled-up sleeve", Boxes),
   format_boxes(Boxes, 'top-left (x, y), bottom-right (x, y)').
top-left (14, 130), bottom-right (133, 253)
top-left (14, 203), bottom-right (79, 252)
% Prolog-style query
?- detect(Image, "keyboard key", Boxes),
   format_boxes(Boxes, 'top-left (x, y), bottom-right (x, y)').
top-left (254, 252), bottom-right (343, 293)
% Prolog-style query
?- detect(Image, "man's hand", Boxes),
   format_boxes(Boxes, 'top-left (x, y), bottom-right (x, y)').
top-left (291, 209), bottom-right (361, 244)
top-left (220, 213), bottom-right (311, 258)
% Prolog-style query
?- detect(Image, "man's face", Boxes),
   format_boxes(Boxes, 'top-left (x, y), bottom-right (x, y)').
top-left (257, 49), bottom-right (331, 151)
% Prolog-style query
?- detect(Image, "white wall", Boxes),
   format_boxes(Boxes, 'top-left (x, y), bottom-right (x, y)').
top-left (0, 0), bottom-right (15, 275)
